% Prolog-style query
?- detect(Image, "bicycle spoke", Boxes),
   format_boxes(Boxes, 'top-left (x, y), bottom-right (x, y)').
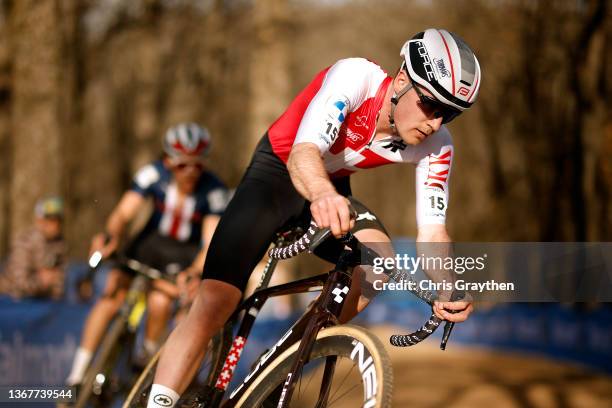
top-left (327, 360), bottom-right (356, 403)
top-left (301, 362), bottom-right (320, 399)
top-left (328, 382), bottom-right (361, 407)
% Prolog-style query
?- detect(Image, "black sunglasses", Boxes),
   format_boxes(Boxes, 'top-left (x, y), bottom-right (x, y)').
top-left (174, 162), bottom-right (204, 171)
top-left (409, 77), bottom-right (461, 124)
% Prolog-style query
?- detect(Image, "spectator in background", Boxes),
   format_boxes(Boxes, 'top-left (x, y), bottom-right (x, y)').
top-left (0, 196), bottom-right (67, 300)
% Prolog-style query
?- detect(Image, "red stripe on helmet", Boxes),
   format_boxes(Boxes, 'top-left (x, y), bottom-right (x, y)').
top-left (437, 30), bottom-right (456, 95)
top-left (192, 139), bottom-right (208, 155)
top-left (172, 141), bottom-right (188, 154)
top-left (467, 69), bottom-right (479, 103)
top-left (172, 139), bottom-right (208, 156)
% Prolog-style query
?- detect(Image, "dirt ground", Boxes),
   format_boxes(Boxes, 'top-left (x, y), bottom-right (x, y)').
top-left (372, 326), bottom-right (612, 408)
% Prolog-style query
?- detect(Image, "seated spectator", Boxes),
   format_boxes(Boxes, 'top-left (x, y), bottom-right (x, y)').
top-left (0, 196), bottom-right (67, 300)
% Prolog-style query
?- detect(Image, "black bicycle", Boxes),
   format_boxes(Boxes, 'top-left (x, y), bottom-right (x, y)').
top-left (72, 253), bottom-right (184, 408)
top-left (124, 222), bottom-right (454, 407)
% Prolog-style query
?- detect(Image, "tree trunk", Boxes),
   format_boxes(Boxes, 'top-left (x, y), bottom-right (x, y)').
top-left (248, 0), bottom-right (291, 160)
top-left (7, 0), bottom-right (77, 241)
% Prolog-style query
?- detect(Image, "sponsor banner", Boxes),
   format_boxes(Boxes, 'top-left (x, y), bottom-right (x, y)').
top-left (0, 297), bottom-right (88, 387)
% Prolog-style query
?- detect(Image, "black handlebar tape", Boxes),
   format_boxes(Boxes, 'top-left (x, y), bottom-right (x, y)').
top-left (389, 314), bottom-right (442, 347)
top-left (268, 204), bottom-right (357, 260)
top-left (268, 222), bottom-right (320, 260)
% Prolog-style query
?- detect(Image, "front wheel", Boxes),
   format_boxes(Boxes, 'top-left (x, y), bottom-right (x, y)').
top-left (235, 325), bottom-right (393, 408)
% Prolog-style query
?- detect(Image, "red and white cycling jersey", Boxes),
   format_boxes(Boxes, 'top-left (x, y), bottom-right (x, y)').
top-left (268, 58), bottom-right (453, 226)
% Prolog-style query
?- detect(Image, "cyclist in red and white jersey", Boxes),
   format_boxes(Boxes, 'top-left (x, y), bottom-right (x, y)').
top-left (146, 28), bottom-right (481, 408)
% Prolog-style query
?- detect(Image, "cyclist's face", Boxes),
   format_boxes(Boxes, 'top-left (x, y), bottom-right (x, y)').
top-left (36, 216), bottom-right (62, 240)
top-left (391, 71), bottom-right (443, 145)
top-left (167, 156), bottom-right (205, 193)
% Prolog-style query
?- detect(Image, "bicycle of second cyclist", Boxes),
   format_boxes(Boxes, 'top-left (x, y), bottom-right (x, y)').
top-left (72, 253), bottom-right (184, 408)
top-left (124, 221), bottom-right (453, 408)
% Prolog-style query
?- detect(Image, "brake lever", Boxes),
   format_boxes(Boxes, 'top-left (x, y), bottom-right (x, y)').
top-left (439, 290), bottom-right (466, 350)
top-left (440, 321), bottom-right (454, 350)
top-left (309, 227), bottom-right (332, 252)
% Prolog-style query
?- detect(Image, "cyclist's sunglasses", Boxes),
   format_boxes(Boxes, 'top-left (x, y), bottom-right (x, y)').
top-left (408, 76), bottom-right (462, 124)
top-left (170, 159), bottom-right (205, 172)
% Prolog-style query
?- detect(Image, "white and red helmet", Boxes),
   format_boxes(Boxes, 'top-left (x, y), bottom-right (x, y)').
top-left (401, 29), bottom-right (481, 111)
top-left (163, 123), bottom-right (211, 158)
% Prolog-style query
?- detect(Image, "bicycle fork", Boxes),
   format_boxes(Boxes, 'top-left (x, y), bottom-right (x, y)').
top-left (276, 267), bottom-right (353, 408)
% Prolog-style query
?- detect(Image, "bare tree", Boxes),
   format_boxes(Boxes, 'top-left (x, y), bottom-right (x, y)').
top-left (481, 0), bottom-right (608, 241)
top-left (248, 0), bottom-right (291, 157)
top-left (7, 0), bottom-right (79, 241)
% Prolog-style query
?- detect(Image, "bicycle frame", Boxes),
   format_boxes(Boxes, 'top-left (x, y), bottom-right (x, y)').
top-left (124, 275), bottom-right (149, 331)
top-left (207, 246), bottom-right (362, 407)
top-left (87, 258), bottom-right (178, 401)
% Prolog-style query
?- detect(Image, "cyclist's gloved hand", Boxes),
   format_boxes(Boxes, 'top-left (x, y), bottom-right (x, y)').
top-left (310, 192), bottom-right (355, 237)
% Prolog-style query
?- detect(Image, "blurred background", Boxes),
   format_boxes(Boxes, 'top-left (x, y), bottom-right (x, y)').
top-left (0, 0), bottom-right (610, 252)
top-left (0, 0), bottom-right (610, 406)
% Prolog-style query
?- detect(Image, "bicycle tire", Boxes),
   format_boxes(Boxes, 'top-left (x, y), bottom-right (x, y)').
top-left (74, 316), bottom-right (131, 408)
top-left (235, 325), bottom-right (393, 408)
top-left (123, 324), bottom-right (232, 408)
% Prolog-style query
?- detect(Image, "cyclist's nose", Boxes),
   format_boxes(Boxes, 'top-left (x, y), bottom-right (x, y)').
top-left (427, 116), bottom-right (443, 132)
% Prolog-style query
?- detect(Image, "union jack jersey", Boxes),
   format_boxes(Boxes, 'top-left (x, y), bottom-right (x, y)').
top-left (130, 160), bottom-right (228, 243)
top-left (268, 58), bottom-right (453, 226)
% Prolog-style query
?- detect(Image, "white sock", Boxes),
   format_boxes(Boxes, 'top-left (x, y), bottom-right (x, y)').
top-left (66, 348), bottom-right (93, 385)
top-left (147, 384), bottom-right (180, 408)
top-left (143, 338), bottom-right (159, 356)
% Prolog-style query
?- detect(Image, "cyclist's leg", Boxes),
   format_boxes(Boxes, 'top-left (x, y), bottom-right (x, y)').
top-left (128, 231), bottom-right (192, 356)
top-left (344, 199), bottom-right (394, 322)
top-left (340, 228), bottom-right (392, 322)
top-left (152, 279), bottom-right (241, 400)
top-left (144, 289), bottom-right (175, 355)
top-left (66, 268), bottom-right (131, 385)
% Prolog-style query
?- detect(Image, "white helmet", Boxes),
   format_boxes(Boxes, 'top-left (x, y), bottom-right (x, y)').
top-left (400, 28), bottom-right (481, 112)
top-left (163, 123), bottom-right (211, 158)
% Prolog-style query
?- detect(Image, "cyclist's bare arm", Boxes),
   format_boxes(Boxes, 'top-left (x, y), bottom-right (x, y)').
top-left (91, 191), bottom-right (145, 257)
top-left (287, 142), bottom-right (353, 236)
top-left (417, 224), bottom-right (473, 323)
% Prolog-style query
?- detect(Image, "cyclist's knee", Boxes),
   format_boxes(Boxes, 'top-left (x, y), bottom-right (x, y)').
top-left (189, 279), bottom-right (241, 333)
top-left (354, 228), bottom-right (390, 244)
top-left (147, 289), bottom-right (173, 316)
top-left (99, 289), bottom-right (126, 311)
top-left (101, 269), bottom-right (130, 297)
